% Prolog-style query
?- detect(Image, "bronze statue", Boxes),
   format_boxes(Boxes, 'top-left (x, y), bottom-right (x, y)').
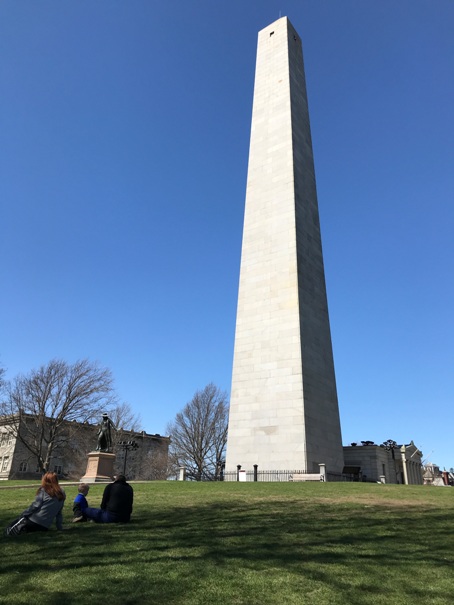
top-left (96, 413), bottom-right (116, 452)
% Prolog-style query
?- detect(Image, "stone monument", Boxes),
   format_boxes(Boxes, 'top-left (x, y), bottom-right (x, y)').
top-left (81, 413), bottom-right (116, 482)
top-left (225, 17), bottom-right (344, 474)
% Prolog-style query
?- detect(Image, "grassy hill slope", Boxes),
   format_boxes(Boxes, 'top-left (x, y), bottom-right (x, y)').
top-left (1, 481), bottom-right (453, 605)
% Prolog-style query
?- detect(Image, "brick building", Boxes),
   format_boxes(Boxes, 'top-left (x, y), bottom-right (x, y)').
top-left (0, 413), bottom-right (169, 481)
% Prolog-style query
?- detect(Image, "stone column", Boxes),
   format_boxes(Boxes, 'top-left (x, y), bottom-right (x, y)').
top-left (400, 447), bottom-right (409, 485)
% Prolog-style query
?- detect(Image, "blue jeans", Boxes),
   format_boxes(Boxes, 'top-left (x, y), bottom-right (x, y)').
top-left (84, 507), bottom-right (117, 523)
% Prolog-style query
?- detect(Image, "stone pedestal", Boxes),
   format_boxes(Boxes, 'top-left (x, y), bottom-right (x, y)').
top-left (81, 451), bottom-right (115, 483)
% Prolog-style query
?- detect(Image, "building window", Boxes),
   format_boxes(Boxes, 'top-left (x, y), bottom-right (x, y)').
top-left (54, 465), bottom-right (62, 475)
top-left (7, 433), bottom-right (13, 446)
top-left (0, 433), bottom-right (6, 447)
top-left (2, 456), bottom-right (10, 472)
top-left (19, 461), bottom-right (28, 472)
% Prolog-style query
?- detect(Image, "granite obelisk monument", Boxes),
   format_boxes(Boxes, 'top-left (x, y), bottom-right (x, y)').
top-left (225, 17), bottom-right (344, 474)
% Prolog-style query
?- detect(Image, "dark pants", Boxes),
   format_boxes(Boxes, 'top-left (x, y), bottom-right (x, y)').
top-left (6, 517), bottom-right (47, 536)
top-left (73, 505), bottom-right (87, 521)
top-left (84, 507), bottom-right (118, 523)
top-left (24, 519), bottom-right (47, 532)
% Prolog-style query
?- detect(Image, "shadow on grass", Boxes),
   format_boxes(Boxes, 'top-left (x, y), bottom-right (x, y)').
top-left (1, 494), bottom-right (454, 605)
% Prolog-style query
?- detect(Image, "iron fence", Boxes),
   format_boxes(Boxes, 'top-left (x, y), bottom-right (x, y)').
top-left (224, 469), bottom-right (310, 482)
top-left (222, 469), bottom-right (356, 482)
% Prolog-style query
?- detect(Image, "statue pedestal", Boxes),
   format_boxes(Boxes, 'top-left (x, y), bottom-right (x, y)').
top-left (81, 451), bottom-right (115, 483)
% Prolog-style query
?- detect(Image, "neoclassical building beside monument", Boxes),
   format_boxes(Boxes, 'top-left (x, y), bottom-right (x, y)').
top-left (343, 441), bottom-right (423, 485)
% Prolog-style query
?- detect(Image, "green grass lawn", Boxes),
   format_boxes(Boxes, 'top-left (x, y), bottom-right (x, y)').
top-left (0, 481), bottom-right (453, 605)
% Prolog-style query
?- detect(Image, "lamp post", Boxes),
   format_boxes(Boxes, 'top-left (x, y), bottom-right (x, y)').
top-left (118, 440), bottom-right (139, 476)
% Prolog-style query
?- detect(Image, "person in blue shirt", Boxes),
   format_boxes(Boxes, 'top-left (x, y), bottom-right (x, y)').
top-left (72, 483), bottom-right (89, 522)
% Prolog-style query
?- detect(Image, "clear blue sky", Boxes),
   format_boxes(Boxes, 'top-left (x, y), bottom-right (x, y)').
top-left (1, 1), bottom-right (453, 469)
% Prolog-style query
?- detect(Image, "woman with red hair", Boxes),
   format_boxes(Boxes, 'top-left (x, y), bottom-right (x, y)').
top-left (5, 472), bottom-right (66, 536)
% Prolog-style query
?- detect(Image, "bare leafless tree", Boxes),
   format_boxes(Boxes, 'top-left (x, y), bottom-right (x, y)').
top-left (109, 401), bottom-right (142, 433)
top-left (145, 447), bottom-right (170, 480)
top-left (167, 383), bottom-right (229, 481)
top-left (115, 442), bottom-right (169, 481)
top-left (108, 401), bottom-right (144, 463)
top-left (2, 359), bottom-right (117, 473)
top-left (0, 365), bottom-right (5, 396)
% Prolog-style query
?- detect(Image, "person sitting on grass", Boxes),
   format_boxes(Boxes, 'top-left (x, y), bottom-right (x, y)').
top-left (72, 483), bottom-right (90, 523)
top-left (81, 475), bottom-right (133, 524)
top-left (5, 472), bottom-right (66, 537)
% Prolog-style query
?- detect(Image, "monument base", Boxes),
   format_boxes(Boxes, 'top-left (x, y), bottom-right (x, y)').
top-left (81, 451), bottom-right (115, 483)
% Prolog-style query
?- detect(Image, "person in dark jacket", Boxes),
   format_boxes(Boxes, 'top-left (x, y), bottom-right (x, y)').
top-left (5, 472), bottom-right (66, 536)
top-left (82, 475), bottom-right (133, 523)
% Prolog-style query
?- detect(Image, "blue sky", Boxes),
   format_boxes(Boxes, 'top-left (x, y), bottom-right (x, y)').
top-left (1, 1), bottom-right (453, 469)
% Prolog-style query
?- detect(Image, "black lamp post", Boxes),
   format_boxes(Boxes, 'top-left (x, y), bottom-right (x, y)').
top-left (118, 440), bottom-right (139, 476)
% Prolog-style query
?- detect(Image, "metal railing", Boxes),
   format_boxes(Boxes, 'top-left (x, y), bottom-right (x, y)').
top-left (224, 469), bottom-right (311, 482)
top-left (222, 469), bottom-right (356, 482)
